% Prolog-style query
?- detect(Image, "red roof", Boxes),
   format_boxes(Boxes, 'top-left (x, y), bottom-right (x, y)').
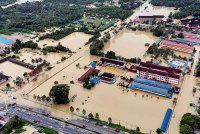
top-left (136, 66), bottom-right (180, 79)
top-left (161, 40), bottom-right (194, 50)
top-left (140, 62), bottom-right (182, 74)
top-left (78, 68), bottom-right (100, 82)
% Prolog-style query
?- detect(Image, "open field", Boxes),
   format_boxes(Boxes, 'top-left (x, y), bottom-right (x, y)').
top-left (36, 32), bottom-right (92, 52)
top-left (0, 61), bottom-right (31, 78)
top-left (103, 30), bottom-right (158, 59)
top-left (26, 54), bottom-right (175, 133)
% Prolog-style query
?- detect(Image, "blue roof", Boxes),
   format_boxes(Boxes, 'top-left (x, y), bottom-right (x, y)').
top-left (134, 77), bottom-right (174, 91)
top-left (160, 108), bottom-right (173, 132)
top-left (176, 38), bottom-right (200, 44)
top-left (0, 36), bottom-right (13, 45)
top-left (128, 82), bottom-right (172, 98)
top-left (167, 61), bottom-right (178, 69)
top-left (89, 77), bottom-right (100, 84)
top-left (88, 61), bottom-right (97, 67)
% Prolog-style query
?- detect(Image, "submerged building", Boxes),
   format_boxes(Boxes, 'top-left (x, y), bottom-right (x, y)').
top-left (160, 40), bottom-right (194, 54)
top-left (136, 62), bottom-right (182, 86)
top-left (129, 77), bottom-right (174, 98)
top-left (137, 15), bottom-right (165, 23)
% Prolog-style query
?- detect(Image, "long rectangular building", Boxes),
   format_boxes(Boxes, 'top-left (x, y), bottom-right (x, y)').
top-left (160, 40), bottom-right (194, 54)
top-left (137, 15), bottom-right (165, 22)
top-left (136, 62), bottom-right (182, 85)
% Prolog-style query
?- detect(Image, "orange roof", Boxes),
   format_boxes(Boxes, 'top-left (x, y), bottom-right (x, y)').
top-left (161, 40), bottom-right (194, 50)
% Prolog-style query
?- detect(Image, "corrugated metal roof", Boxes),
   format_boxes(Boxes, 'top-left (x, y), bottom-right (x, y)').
top-left (134, 77), bottom-right (174, 91)
top-left (160, 108), bottom-right (173, 132)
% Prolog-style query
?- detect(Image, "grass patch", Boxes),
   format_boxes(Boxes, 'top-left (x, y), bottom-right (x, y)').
top-left (3, 116), bottom-right (58, 134)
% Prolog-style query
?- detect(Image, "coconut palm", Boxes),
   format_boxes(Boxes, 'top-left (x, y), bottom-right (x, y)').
top-left (82, 109), bottom-right (86, 116)
top-left (37, 95), bottom-right (41, 101)
top-left (41, 95), bottom-right (47, 102)
top-left (33, 94), bottom-right (37, 100)
top-left (70, 106), bottom-right (74, 113)
top-left (88, 113), bottom-right (94, 120)
top-left (46, 97), bottom-right (51, 103)
top-left (108, 117), bottom-right (112, 124)
top-left (76, 108), bottom-right (80, 112)
top-left (95, 113), bottom-right (99, 120)
top-left (173, 98), bottom-right (177, 106)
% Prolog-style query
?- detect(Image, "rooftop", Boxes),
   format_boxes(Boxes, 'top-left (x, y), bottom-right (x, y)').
top-left (140, 62), bottom-right (182, 74)
top-left (160, 40), bottom-right (194, 50)
top-left (138, 15), bottom-right (165, 18)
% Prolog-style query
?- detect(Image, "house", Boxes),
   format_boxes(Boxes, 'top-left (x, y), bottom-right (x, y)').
top-left (181, 18), bottom-right (200, 29)
top-left (100, 58), bottom-right (125, 68)
top-left (100, 72), bottom-right (116, 84)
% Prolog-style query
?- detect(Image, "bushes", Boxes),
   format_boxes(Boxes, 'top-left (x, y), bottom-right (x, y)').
top-left (83, 80), bottom-right (95, 89)
top-left (12, 40), bottom-right (38, 51)
top-left (180, 113), bottom-right (200, 134)
top-left (43, 44), bottom-right (71, 53)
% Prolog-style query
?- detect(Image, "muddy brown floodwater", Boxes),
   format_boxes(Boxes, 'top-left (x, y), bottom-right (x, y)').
top-left (103, 29), bottom-right (158, 58)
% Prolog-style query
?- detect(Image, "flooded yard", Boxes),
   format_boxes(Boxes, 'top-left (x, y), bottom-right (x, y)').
top-left (0, 61), bottom-right (31, 78)
top-left (36, 32), bottom-right (92, 52)
top-left (27, 55), bottom-right (174, 133)
top-left (128, 0), bottom-right (176, 20)
top-left (104, 29), bottom-right (158, 59)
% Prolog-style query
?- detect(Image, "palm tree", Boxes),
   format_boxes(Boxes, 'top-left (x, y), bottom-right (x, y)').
top-left (193, 87), bottom-right (197, 95)
top-left (156, 128), bottom-right (163, 134)
top-left (82, 109), bottom-right (86, 116)
top-left (41, 95), bottom-right (47, 102)
top-left (37, 95), bottom-right (41, 101)
top-left (70, 106), bottom-right (74, 113)
top-left (76, 108), bottom-right (80, 112)
top-left (173, 98), bottom-right (177, 106)
top-left (88, 113), bottom-right (94, 120)
top-left (46, 97), bottom-right (51, 103)
top-left (108, 117), bottom-right (112, 124)
top-left (6, 83), bottom-right (10, 89)
top-left (33, 94), bottom-right (37, 100)
top-left (95, 113), bottom-right (99, 120)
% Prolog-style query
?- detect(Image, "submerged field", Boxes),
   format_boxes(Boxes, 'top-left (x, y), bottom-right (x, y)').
top-left (104, 29), bottom-right (158, 59)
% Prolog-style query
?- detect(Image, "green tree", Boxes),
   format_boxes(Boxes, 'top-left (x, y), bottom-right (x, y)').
top-left (95, 113), bottom-right (99, 120)
top-left (152, 25), bottom-right (165, 37)
top-left (177, 33), bottom-right (184, 38)
top-left (108, 117), bottom-right (112, 124)
top-left (105, 51), bottom-right (117, 59)
top-left (88, 113), bottom-right (94, 120)
top-left (70, 106), bottom-right (74, 113)
top-left (82, 109), bottom-right (86, 116)
top-left (41, 95), bottom-right (47, 102)
top-left (180, 124), bottom-right (193, 134)
top-left (156, 128), bottom-right (162, 134)
top-left (49, 84), bottom-right (70, 104)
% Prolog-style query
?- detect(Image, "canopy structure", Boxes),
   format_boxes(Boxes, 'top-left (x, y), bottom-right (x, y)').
top-left (89, 77), bottom-right (100, 84)
top-left (134, 77), bottom-right (174, 91)
top-left (160, 108), bottom-right (173, 132)
top-left (88, 61), bottom-right (97, 67)
top-left (128, 82), bottom-right (173, 98)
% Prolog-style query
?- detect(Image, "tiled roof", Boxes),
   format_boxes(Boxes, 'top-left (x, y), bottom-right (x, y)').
top-left (140, 62), bottom-right (182, 74)
top-left (161, 40), bottom-right (194, 50)
top-left (136, 66), bottom-right (180, 79)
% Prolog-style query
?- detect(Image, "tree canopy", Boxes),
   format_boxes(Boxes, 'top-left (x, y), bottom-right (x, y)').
top-left (49, 84), bottom-right (70, 104)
